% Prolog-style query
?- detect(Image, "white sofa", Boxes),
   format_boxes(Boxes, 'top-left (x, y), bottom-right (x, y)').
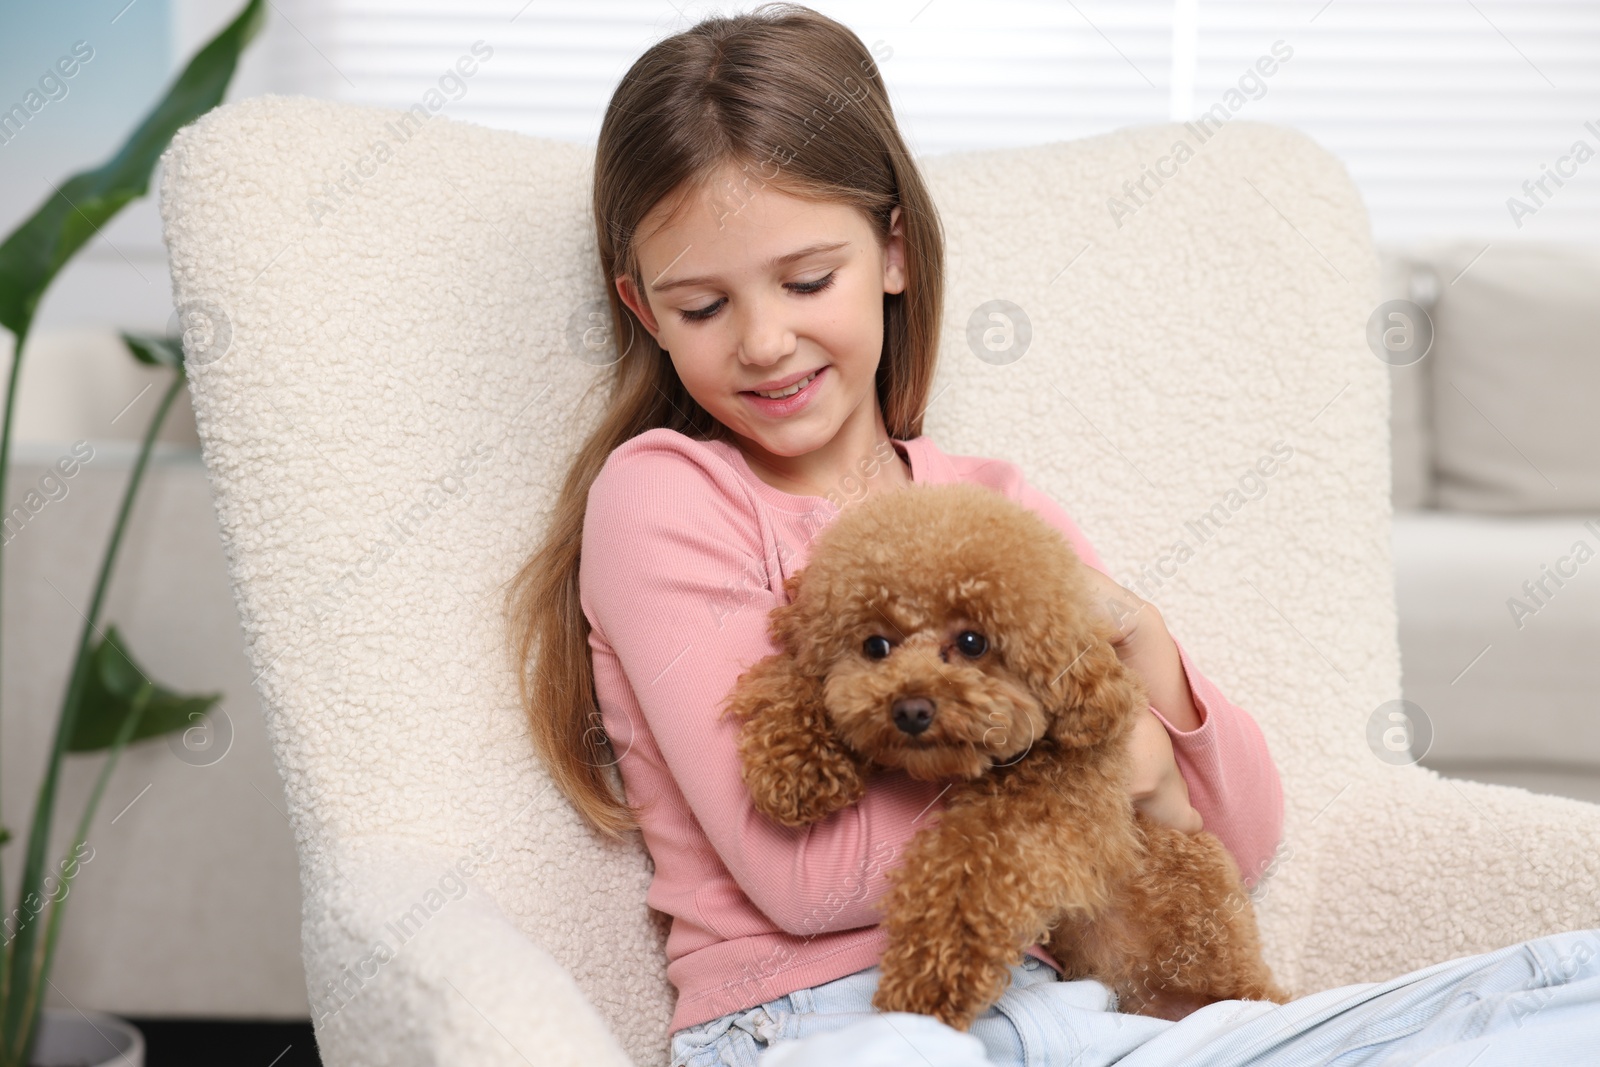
top-left (1382, 243), bottom-right (1600, 803)
top-left (158, 96), bottom-right (1600, 1066)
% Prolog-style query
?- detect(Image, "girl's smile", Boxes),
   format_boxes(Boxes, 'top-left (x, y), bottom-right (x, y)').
top-left (742, 364), bottom-right (828, 418)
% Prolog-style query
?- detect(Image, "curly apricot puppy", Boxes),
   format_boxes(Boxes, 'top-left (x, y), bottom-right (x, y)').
top-left (722, 482), bottom-right (1287, 1032)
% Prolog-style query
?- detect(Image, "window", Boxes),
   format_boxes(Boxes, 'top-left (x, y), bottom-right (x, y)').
top-left (257, 0), bottom-right (1600, 242)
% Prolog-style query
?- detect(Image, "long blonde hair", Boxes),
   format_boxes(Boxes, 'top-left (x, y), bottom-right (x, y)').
top-left (504, 3), bottom-right (947, 841)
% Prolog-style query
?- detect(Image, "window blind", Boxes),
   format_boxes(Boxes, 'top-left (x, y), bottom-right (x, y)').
top-left (1193, 0), bottom-right (1600, 241)
top-left (197, 0), bottom-right (1600, 242)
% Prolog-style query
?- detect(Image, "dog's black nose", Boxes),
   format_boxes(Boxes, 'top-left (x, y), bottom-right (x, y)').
top-left (892, 696), bottom-right (935, 736)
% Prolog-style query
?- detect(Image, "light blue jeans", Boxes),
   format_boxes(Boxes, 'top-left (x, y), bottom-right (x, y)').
top-left (667, 929), bottom-right (1600, 1066)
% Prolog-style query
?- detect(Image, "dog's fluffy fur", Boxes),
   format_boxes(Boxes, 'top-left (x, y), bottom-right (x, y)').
top-left (723, 482), bottom-right (1288, 1031)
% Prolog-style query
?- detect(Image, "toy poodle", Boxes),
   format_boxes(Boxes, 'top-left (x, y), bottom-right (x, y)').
top-left (722, 481), bottom-right (1288, 1031)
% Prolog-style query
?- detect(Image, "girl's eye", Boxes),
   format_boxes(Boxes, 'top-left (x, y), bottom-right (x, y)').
top-left (955, 630), bottom-right (988, 658)
top-left (791, 271), bottom-right (837, 296)
top-left (863, 635), bottom-right (892, 660)
top-left (677, 271), bottom-right (838, 324)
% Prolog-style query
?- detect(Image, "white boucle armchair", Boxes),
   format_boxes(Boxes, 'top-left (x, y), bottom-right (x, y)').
top-left (158, 95), bottom-right (1600, 1067)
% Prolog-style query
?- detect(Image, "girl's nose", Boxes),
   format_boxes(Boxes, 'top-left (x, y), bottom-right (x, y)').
top-left (735, 296), bottom-right (797, 365)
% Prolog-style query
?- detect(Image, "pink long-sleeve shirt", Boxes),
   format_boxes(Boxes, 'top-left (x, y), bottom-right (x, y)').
top-left (578, 427), bottom-right (1284, 1034)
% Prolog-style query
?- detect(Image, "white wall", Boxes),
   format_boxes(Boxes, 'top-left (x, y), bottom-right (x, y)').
top-left (3, 442), bottom-right (309, 1014)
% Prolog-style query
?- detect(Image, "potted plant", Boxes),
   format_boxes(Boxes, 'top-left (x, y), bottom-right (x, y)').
top-left (0, 3), bottom-right (264, 1063)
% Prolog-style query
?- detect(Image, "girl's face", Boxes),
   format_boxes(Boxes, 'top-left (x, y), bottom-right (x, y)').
top-left (615, 162), bottom-right (907, 478)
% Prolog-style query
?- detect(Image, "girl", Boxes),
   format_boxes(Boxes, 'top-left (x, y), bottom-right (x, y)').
top-left (506, 6), bottom-right (1600, 1065)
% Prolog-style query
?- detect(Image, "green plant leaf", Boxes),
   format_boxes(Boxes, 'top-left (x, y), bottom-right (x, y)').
top-left (119, 331), bottom-right (185, 371)
top-left (66, 625), bottom-right (221, 753)
top-left (0, 0), bottom-right (265, 339)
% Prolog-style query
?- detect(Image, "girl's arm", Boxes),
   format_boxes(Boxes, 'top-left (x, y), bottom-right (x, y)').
top-left (581, 441), bottom-right (947, 936)
top-left (1015, 478), bottom-right (1286, 887)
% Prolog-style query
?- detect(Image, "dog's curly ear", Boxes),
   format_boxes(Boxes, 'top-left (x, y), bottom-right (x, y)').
top-left (999, 566), bottom-right (1147, 750)
top-left (1033, 635), bottom-right (1148, 749)
top-left (721, 647), bottom-right (870, 827)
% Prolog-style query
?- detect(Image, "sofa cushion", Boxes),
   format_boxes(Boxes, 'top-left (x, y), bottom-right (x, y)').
top-left (1393, 509), bottom-right (1600, 770)
top-left (1424, 242), bottom-right (1600, 513)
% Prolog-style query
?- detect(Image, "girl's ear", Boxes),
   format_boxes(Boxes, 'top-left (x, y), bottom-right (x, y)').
top-left (882, 204), bottom-right (907, 296)
top-left (721, 648), bottom-right (869, 828)
top-left (614, 273), bottom-right (662, 342)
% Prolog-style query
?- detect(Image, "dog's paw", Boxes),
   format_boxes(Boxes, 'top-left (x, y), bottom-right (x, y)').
top-left (742, 744), bottom-right (867, 827)
top-left (872, 966), bottom-right (984, 1033)
top-left (1116, 986), bottom-right (1217, 1022)
top-left (873, 932), bottom-right (1016, 1034)
top-left (1232, 975), bottom-right (1292, 1006)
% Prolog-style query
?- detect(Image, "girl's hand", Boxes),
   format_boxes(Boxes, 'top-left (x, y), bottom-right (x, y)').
top-left (1077, 562), bottom-right (1151, 654)
top-left (1127, 706), bottom-right (1204, 834)
top-left (1077, 564), bottom-right (1205, 834)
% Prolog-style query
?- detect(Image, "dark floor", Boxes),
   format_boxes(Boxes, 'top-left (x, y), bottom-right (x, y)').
top-left (120, 1018), bottom-right (320, 1066)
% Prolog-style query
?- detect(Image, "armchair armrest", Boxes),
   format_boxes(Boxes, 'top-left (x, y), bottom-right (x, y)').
top-left (305, 835), bottom-right (637, 1067)
top-left (1292, 768), bottom-right (1600, 994)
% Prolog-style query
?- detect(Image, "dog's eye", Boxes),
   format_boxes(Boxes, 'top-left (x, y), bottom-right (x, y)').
top-left (955, 630), bottom-right (988, 657)
top-left (863, 635), bottom-right (892, 660)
